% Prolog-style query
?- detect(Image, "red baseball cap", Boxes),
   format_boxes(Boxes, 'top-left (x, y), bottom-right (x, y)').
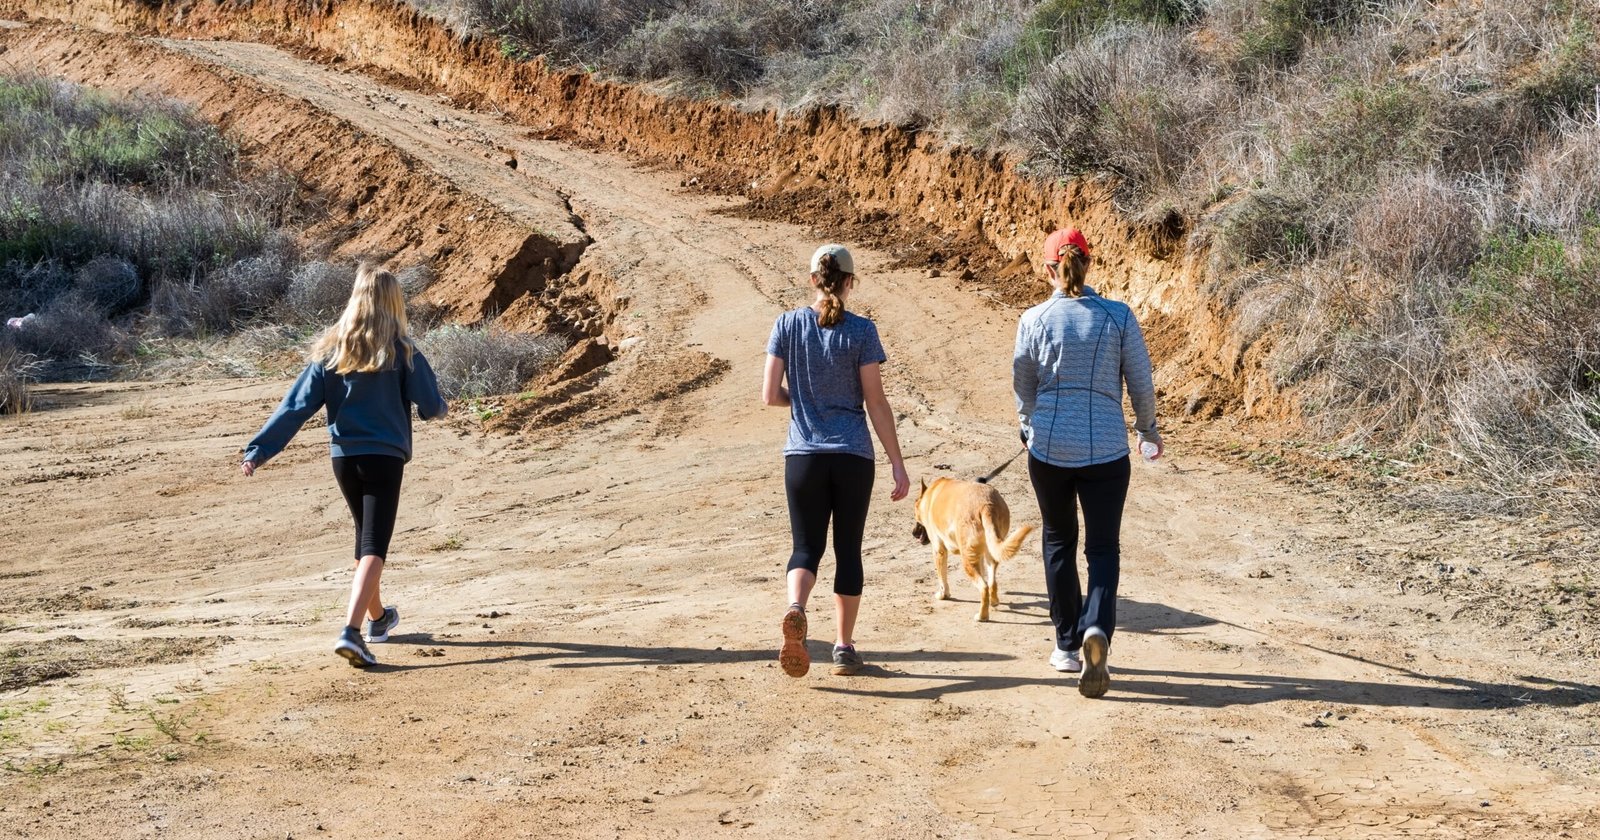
top-left (1042, 228), bottom-right (1091, 263)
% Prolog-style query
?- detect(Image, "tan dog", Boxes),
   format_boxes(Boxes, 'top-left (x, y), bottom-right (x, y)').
top-left (911, 477), bottom-right (1033, 621)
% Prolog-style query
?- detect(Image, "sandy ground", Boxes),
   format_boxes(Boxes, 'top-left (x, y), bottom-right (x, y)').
top-left (2, 32), bottom-right (1599, 840)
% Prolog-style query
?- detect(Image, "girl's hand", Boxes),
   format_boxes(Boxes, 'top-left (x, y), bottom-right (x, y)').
top-left (240, 461), bottom-right (257, 477)
top-left (889, 462), bottom-right (910, 502)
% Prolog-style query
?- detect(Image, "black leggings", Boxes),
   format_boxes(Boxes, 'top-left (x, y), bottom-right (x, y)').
top-left (1027, 454), bottom-right (1130, 652)
top-left (331, 455), bottom-right (405, 561)
top-left (784, 453), bottom-right (875, 597)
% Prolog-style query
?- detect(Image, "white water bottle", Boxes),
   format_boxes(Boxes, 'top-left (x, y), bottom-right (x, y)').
top-left (1139, 440), bottom-right (1160, 462)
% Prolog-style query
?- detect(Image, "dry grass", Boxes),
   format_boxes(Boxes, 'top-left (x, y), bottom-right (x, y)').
top-left (418, 322), bottom-right (567, 399)
top-left (0, 342), bottom-right (41, 415)
top-left (1011, 22), bottom-right (1229, 207)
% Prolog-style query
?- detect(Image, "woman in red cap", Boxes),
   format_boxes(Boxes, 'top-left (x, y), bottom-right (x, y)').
top-left (1012, 228), bottom-right (1159, 698)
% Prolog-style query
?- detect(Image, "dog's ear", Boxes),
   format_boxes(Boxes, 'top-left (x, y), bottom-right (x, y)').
top-left (919, 476), bottom-right (927, 491)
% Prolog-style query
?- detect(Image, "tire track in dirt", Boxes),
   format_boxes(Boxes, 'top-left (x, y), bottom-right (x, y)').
top-left (2, 22), bottom-right (1598, 840)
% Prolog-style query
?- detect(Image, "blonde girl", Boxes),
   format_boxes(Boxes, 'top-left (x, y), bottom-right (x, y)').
top-left (241, 263), bottom-right (448, 667)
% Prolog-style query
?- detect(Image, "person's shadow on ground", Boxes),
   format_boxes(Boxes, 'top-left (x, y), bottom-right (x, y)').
top-left (373, 632), bottom-right (1017, 674)
top-left (369, 598), bottom-right (1599, 714)
top-left (815, 598), bottom-right (1600, 711)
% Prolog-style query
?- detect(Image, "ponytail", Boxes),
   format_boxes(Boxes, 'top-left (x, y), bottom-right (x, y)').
top-left (1056, 244), bottom-right (1090, 297)
top-left (814, 253), bottom-right (849, 327)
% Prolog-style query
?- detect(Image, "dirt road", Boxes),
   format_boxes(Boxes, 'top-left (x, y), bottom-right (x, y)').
top-left (2, 27), bottom-right (1598, 840)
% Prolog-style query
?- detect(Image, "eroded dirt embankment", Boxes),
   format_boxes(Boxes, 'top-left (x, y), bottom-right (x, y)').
top-left (0, 23), bottom-right (614, 369)
top-left (6, 0), bottom-right (1278, 421)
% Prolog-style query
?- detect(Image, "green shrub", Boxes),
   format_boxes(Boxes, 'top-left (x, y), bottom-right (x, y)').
top-left (1212, 189), bottom-right (1319, 273)
top-left (1284, 81), bottom-right (1438, 191)
top-left (1000, 0), bottom-right (1201, 91)
top-left (468, 0), bottom-right (658, 68)
top-left (1456, 223), bottom-right (1600, 343)
top-left (1519, 16), bottom-right (1600, 120)
top-left (0, 76), bottom-right (233, 188)
top-left (1237, 0), bottom-right (1371, 73)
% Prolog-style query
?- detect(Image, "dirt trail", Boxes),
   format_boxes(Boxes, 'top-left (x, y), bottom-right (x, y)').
top-left (2, 26), bottom-right (1598, 840)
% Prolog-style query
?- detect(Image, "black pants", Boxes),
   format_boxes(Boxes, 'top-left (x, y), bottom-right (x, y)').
top-left (1027, 454), bottom-right (1130, 652)
top-left (784, 453), bottom-right (875, 597)
top-left (331, 454), bottom-right (405, 561)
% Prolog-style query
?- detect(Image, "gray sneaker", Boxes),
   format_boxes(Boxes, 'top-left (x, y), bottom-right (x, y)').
top-left (366, 606), bottom-right (400, 643)
top-left (831, 644), bottom-right (864, 676)
top-left (335, 626), bottom-right (376, 668)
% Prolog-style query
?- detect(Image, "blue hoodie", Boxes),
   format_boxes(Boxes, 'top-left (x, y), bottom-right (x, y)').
top-left (243, 349), bottom-right (448, 466)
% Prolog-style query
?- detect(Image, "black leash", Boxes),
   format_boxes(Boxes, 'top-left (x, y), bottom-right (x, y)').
top-left (975, 447), bottom-right (1027, 484)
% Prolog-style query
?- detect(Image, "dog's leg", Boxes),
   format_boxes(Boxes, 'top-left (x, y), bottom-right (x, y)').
top-left (933, 540), bottom-right (951, 601)
top-left (961, 544), bottom-right (988, 621)
top-left (986, 556), bottom-right (1001, 611)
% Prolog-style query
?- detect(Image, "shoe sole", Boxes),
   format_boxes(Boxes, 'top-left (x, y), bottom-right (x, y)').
top-left (1079, 633), bottom-right (1109, 698)
top-left (335, 641), bottom-right (375, 668)
top-left (779, 608), bottom-right (809, 677)
top-left (367, 608), bottom-right (399, 644)
top-left (832, 659), bottom-right (862, 676)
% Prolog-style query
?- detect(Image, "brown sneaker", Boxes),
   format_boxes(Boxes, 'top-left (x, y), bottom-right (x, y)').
top-left (1079, 627), bottom-right (1110, 698)
top-left (779, 605), bottom-right (809, 677)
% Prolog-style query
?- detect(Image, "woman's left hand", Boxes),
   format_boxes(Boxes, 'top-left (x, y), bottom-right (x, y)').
top-left (889, 462), bottom-right (910, 502)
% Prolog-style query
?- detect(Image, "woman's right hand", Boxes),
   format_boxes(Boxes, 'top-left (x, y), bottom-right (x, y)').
top-left (889, 461), bottom-right (910, 502)
top-left (240, 461), bottom-right (257, 477)
top-left (1137, 429), bottom-right (1164, 461)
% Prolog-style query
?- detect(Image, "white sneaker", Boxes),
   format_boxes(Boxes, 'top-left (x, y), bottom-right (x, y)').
top-left (1049, 647), bottom-right (1082, 673)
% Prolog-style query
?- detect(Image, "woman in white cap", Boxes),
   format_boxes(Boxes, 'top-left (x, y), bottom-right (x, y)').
top-left (763, 243), bottom-right (910, 677)
top-left (1014, 228), bottom-right (1159, 698)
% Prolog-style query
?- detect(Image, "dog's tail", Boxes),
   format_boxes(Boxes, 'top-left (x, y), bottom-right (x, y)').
top-left (981, 509), bottom-right (1034, 565)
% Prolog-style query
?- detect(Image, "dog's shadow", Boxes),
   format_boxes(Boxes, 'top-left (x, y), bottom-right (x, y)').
top-left (934, 595), bottom-right (1207, 631)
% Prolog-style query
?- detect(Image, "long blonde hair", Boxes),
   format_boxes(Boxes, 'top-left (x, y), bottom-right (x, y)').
top-left (309, 262), bottom-right (415, 374)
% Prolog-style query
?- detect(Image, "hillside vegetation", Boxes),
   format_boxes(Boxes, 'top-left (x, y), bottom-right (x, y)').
top-left (0, 74), bottom-right (302, 406)
top-left (446, 0), bottom-right (1600, 500)
top-left (0, 75), bottom-right (563, 412)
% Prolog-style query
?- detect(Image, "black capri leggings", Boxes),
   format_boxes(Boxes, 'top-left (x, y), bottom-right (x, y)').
top-left (784, 453), bottom-right (875, 597)
top-left (331, 454), bottom-right (405, 561)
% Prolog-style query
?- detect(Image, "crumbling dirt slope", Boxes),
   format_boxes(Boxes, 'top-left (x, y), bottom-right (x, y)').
top-left (8, 0), bottom-right (1273, 421)
top-left (1, 19), bottom-right (1599, 840)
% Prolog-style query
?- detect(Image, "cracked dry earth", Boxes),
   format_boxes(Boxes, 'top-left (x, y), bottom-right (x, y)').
top-left (2, 32), bottom-right (1599, 840)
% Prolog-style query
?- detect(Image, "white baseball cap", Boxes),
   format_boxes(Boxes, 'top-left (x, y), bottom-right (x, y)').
top-left (810, 243), bottom-right (855, 275)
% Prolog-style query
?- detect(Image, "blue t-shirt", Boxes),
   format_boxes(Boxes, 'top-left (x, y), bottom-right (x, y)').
top-left (767, 307), bottom-right (887, 461)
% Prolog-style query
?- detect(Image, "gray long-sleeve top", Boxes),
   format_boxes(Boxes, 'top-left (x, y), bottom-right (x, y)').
top-left (242, 349), bottom-right (448, 466)
top-left (1013, 289), bottom-right (1157, 468)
